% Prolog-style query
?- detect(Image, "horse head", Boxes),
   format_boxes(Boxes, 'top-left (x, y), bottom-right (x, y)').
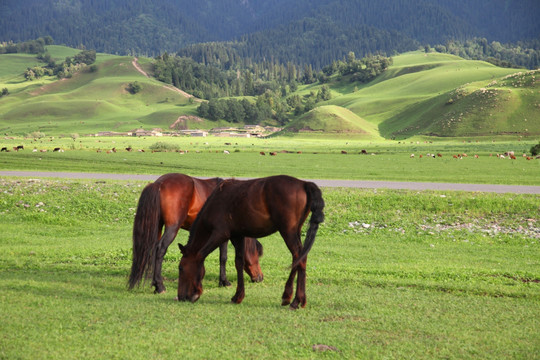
top-left (244, 237), bottom-right (264, 283)
top-left (176, 244), bottom-right (205, 303)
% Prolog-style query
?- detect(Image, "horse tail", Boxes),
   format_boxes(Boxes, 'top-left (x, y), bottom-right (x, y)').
top-left (128, 182), bottom-right (161, 289)
top-left (292, 182), bottom-right (325, 269)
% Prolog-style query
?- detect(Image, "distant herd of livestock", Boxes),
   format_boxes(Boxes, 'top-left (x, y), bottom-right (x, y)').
top-left (2, 145), bottom-right (539, 160)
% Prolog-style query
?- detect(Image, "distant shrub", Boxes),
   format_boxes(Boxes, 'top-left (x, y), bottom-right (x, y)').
top-left (128, 81), bottom-right (142, 94)
top-left (530, 142), bottom-right (540, 156)
top-left (29, 131), bottom-right (45, 139)
top-left (149, 142), bottom-right (178, 152)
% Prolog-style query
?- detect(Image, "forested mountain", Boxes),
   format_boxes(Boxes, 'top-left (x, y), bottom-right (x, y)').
top-left (1, 0), bottom-right (539, 65)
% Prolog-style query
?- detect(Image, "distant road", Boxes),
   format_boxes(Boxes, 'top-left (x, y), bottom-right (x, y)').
top-left (2, 170), bottom-right (540, 194)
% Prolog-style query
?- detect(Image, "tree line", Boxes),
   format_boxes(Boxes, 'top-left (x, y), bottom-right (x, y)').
top-left (430, 38), bottom-right (540, 70)
top-left (24, 47), bottom-right (97, 81)
top-left (0, 36), bottom-right (53, 55)
top-left (153, 49), bottom-right (389, 124)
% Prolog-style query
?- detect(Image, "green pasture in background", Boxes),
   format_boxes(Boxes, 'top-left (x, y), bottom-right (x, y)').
top-left (0, 178), bottom-right (538, 359)
top-left (0, 137), bottom-right (539, 185)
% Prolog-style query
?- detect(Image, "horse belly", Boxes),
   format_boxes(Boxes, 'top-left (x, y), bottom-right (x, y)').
top-left (232, 212), bottom-right (275, 239)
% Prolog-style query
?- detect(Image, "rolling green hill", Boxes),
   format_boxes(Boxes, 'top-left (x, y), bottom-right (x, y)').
top-left (0, 46), bottom-right (196, 135)
top-left (322, 52), bottom-right (539, 139)
top-left (0, 47), bottom-right (538, 139)
top-left (283, 105), bottom-right (382, 140)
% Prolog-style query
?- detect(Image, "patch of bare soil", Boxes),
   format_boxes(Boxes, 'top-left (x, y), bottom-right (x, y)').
top-left (170, 115), bottom-right (203, 130)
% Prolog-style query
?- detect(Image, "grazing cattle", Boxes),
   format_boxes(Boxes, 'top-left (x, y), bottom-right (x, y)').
top-left (341, 150), bottom-right (347, 154)
top-left (452, 155), bottom-right (458, 159)
top-left (510, 154), bottom-right (516, 160)
top-left (437, 153), bottom-right (443, 157)
top-left (32, 148), bottom-right (37, 152)
top-left (53, 147), bottom-right (61, 152)
top-left (269, 152), bottom-right (277, 156)
top-left (16, 145), bottom-right (24, 150)
top-left (224, 142), bottom-right (231, 145)
top-left (259, 152), bottom-right (266, 156)
top-left (474, 154), bottom-right (479, 158)
top-left (223, 150), bottom-right (230, 154)
top-left (410, 154), bottom-right (415, 158)
top-left (361, 149), bottom-right (367, 154)
top-left (0, 147), bottom-right (7, 152)
top-left (126, 147), bottom-right (133, 152)
top-left (112, 147), bottom-right (117, 153)
top-left (40, 149), bottom-right (47, 153)
top-left (138, 149), bottom-right (145, 152)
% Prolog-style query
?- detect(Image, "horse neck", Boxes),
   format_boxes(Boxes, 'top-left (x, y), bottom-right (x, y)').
top-left (185, 222), bottom-right (218, 261)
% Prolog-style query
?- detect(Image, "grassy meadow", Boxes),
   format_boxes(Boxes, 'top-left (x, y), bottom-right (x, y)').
top-left (1, 136), bottom-right (539, 185)
top-left (1, 44), bottom-right (539, 359)
top-left (0, 178), bottom-right (538, 359)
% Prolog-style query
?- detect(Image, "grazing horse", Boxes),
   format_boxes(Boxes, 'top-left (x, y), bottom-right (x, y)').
top-left (128, 173), bottom-right (264, 294)
top-left (177, 175), bottom-right (325, 309)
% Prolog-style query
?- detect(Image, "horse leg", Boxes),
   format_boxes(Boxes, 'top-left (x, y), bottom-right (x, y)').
top-left (280, 231), bottom-right (303, 307)
top-left (230, 236), bottom-right (245, 304)
top-left (152, 225), bottom-right (180, 293)
top-left (218, 242), bottom-right (231, 287)
top-left (290, 257), bottom-right (307, 309)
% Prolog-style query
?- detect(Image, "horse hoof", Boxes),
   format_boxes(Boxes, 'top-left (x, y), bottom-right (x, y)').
top-left (281, 299), bottom-right (291, 306)
top-left (219, 280), bottom-right (232, 287)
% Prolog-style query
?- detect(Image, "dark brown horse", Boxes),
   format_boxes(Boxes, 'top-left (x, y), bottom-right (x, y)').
top-left (128, 173), bottom-right (263, 294)
top-left (177, 175), bottom-right (324, 309)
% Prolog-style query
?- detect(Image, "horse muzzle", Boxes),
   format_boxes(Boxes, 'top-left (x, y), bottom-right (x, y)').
top-left (175, 293), bottom-right (200, 303)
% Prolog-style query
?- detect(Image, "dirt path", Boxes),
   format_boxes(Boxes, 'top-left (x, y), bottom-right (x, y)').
top-left (2, 171), bottom-right (539, 194)
top-left (131, 57), bottom-right (201, 102)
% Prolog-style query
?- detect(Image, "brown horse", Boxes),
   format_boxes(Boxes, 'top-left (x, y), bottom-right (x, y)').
top-left (128, 173), bottom-right (263, 294)
top-left (177, 175), bottom-right (324, 309)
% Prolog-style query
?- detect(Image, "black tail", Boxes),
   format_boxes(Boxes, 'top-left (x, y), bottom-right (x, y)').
top-left (292, 182), bottom-right (325, 269)
top-left (128, 182), bottom-right (161, 289)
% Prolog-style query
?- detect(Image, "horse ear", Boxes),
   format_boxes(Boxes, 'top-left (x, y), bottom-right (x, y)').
top-left (178, 244), bottom-right (185, 253)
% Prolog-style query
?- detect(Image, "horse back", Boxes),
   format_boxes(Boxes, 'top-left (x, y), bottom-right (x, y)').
top-left (156, 173), bottom-right (218, 230)
top-left (209, 175), bottom-right (311, 237)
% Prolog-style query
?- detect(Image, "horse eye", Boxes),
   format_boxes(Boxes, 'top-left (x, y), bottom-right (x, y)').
top-left (178, 265), bottom-right (183, 272)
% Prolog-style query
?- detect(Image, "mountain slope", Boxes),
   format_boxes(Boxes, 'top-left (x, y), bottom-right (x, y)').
top-left (1, 48), bottom-right (538, 139)
top-left (1, 0), bottom-right (538, 61)
top-left (0, 47), bottom-right (196, 135)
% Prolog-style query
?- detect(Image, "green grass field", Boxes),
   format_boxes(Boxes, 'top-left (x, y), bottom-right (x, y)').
top-left (0, 45), bottom-right (539, 358)
top-left (1, 137), bottom-right (539, 185)
top-left (0, 178), bottom-right (538, 359)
